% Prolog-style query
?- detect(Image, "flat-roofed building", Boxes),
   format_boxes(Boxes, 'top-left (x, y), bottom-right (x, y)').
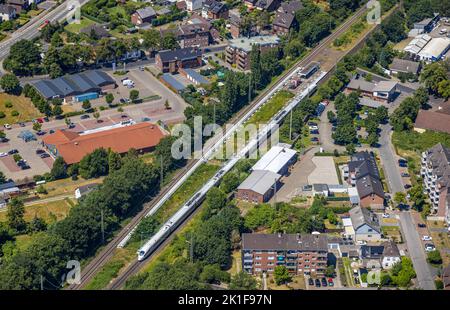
top-left (345, 78), bottom-right (398, 103)
top-left (42, 123), bottom-right (165, 165)
top-left (241, 233), bottom-right (328, 276)
top-left (237, 170), bottom-right (281, 203)
top-left (225, 35), bottom-right (280, 70)
top-left (252, 145), bottom-right (297, 175)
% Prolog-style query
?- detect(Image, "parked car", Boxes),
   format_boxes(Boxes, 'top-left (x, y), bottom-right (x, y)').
top-left (40, 153), bottom-right (50, 159)
top-left (315, 278), bottom-right (321, 287)
top-left (36, 149), bottom-right (45, 154)
top-left (424, 243), bottom-right (435, 252)
top-left (401, 172), bottom-right (410, 177)
top-left (49, 129), bottom-right (55, 134)
top-left (422, 235), bottom-right (432, 241)
top-left (404, 184), bottom-right (411, 189)
top-left (321, 278), bottom-right (327, 286)
top-left (308, 278), bottom-right (314, 286)
top-left (418, 223), bottom-right (426, 228)
top-left (382, 213), bottom-right (390, 218)
top-left (68, 123), bottom-right (76, 129)
top-left (8, 149), bottom-right (18, 155)
top-left (310, 129), bottom-right (319, 135)
top-left (19, 122), bottom-right (26, 127)
top-left (80, 114), bottom-right (90, 119)
top-left (3, 124), bottom-right (11, 130)
top-left (307, 122), bottom-right (318, 126)
top-left (0, 152), bottom-right (8, 157)
top-left (311, 137), bottom-right (319, 142)
top-left (21, 164), bottom-right (30, 170)
top-left (0, 137), bottom-right (8, 143)
top-left (328, 278), bottom-right (334, 287)
top-left (121, 114), bottom-right (129, 119)
top-left (309, 125), bottom-right (319, 130)
top-left (141, 117), bottom-right (151, 122)
top-left (36, 131), bottom-right (46, 136)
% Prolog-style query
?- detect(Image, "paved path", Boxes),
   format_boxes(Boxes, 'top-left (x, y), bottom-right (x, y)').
top-left (379, 124), bottom-right (404, 194)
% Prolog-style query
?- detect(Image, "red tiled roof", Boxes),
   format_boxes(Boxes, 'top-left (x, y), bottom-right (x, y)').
top-left (43, 123), bottom-right (165, 164)
top-left (414, 110), bottom-right (450, 134)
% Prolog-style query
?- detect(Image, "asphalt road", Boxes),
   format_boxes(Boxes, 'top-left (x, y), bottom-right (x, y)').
top-left (378, 124), bottom-right (435, 290)
top-left (0, 1), bottom-right (90, 67)
top-left (379, 124), bottom-right (404, 194)
top-left (398, 212), bottom-right (436, 290)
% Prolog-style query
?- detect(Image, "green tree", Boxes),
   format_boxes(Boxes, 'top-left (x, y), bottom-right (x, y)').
top-left (82, 100), bottom-right (91, 110)
top-left (274, 265), bottom-right (292, 285)
top-left (32, 122), bottom-right (42, 132)
top-left (202, 187), bottom-right (227, 220)
top-left (325, 265), bottom-right (335, 277)
top-left (130, 89), bottom-right (139, 102)
top-left (393, 192), bottom-right (407, 206)
top-left (199, 264), bottom-right (231, 284)
top-left (52, 104), bottom-right (63, 117)
top-left (6, 198), bottom-right (26, 232)
top-left (229, 271), bottom-right (257, 290)
top-left (427, 250), bottom-right (442, 265)
top-left (28, 216), bottom-right (47, 233)
top-left (3, 40), bottom-right (41, 76)
top-left (105, 93), bottom-right (114, 105)
top-left (219, 171), bottom-right (240, 194)
top-left (51, 157), bottom-right (67, 180)
top-left (108, 150), bottom-right (122, 172)
top-left (79, 148), bottom-right (109, 179)
top-left (0, 74), bottom-right (21, 95)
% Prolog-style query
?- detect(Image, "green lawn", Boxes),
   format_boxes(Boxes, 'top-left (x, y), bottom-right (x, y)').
top-left (245, 90), bottom-right (294, 125)
top-left (65, 17), bottom-right (96, 33)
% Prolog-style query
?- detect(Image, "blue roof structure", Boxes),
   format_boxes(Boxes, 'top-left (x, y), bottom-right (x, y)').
top-left (32, 70), bottom-right (116, 99)
top-left (183, 69), bottom-right (210, 85)
top-left (161, 74), bottom-right (186, 92)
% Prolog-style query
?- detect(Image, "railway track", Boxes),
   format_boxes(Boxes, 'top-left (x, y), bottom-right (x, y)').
top-left (104, 5), bottom-right (371, 290)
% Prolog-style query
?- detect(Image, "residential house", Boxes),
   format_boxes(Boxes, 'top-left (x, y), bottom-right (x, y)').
top-left (155, 48), bottom-right (203, 73)
top-left (349, 206), bottom-right (382, 242)
top-left (5, 0), bottom-right (27, 13)
top-left (278, 0), bottom-right (303, 15)
top-left (80, 24), bottom-right (111, 39)
top-left (185, 0), bottom-right (203, 11)
top-left (202, 0), bottom-right (228, 20)
top-left (360, 241), bottom-right (400, 270)
top-left (255, 0), bottom-right (281, 12)
top-left (420, 143), bottom-right (450, 213)
top-left (225, 35), bottom-right (280, 70)
top-left (273, 11), bottom-right (297, 35)
top-left (389, 58), bottom-right (421, 76)
top-left (161, 23), bottom-right (211, 48)
top-left (0, 4), bottom-right (16, 21)
top-left (228, 10), bottom-right (257, 39)
top-left (237, 170), bottom-right (281, 203)
top-left (131, 7), bottom-right (156, 25)
top-left (347, 151), bottom-right (384, 209)
top-left (241, 233), bottom-right (328, 276)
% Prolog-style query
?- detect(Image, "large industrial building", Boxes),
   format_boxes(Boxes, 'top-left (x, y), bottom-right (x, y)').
top-left (404, 34), bottom-right (450, 63)
top-left (241, 233), bottom-right (328, 276)
top-left (236, 145), bottom-right (297, 203)
top-left (42, 123), bottom-right (165, 164)
top-left (32, 70), bottom-right (116, 103)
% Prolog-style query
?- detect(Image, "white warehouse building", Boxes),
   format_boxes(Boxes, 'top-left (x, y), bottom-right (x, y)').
top-left (252, 145), bottom-right (297, 175)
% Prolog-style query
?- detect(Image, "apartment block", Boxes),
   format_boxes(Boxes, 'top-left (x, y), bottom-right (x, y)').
top-left (241, 233), bottom-right (328, 276)
top-left (225, 35), bottom-right (280, 70)
top-left (421, 143), bottom-right (450, 213)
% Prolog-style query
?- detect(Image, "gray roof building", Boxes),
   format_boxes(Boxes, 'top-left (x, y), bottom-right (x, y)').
top-left (80, 24), bottom-right (111, 38)
top-left (242, 233), bottom-right (328, 252)
top-left (349, 206), bottom-right (381, 233)
top-left (389, 58), bottom-right (421, 75)
top-left (157, 48), bottom-right (203, 63)
top-left (237, 170), bottom-right (281, 195)
top-left (278, 0), bottom-right (303, 14)
top-left (348, 151), bottom-right (384, 201)
top-left (32, 70), bottom-right (116, 99)
top-left (136, 7), bottom-right (156, 20)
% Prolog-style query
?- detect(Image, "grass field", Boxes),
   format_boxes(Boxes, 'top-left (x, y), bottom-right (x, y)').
top-left (0, 198), bottom-right (75, 223)
top-left (0, 93), bottom-right (42, 125)
top-left (333, 18), bottom-right (368, 50)
top-left (153, 163), bottom-right (219, 222)
top-left (382, 226), bottom-right (402, 243)
top-left (245, 90), bottom-right (294, 125)
top-left (65, 17), bottom-right (96, 33)
top-left (38, 177), bottom-right (104, 199)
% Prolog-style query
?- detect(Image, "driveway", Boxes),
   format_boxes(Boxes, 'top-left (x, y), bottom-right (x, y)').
top-left (378, 124), bottom-right (404, 194)
top-left (318, 102), bottom-right (345, 153)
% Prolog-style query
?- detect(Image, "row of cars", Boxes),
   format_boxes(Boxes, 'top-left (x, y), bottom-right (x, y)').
top-left (308, 121), bottom-right (320, 143)
top-left (308, 277), bottom-right (334, 288)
